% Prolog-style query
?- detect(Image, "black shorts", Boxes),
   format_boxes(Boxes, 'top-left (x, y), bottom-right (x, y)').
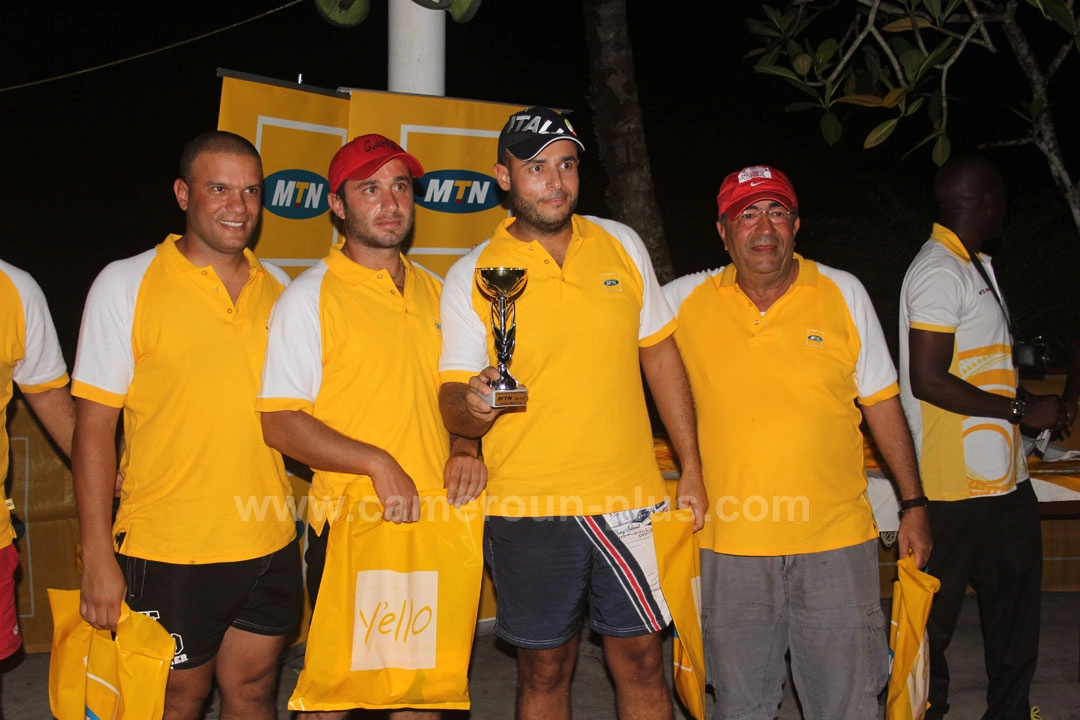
top-left (119, 536), bottom-right (303, 669)
top-left (305, 523), bottom-right (329, 607)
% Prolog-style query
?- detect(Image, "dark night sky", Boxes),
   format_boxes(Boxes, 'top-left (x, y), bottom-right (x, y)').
top-left (1, 0), bottom-right (1076, 360)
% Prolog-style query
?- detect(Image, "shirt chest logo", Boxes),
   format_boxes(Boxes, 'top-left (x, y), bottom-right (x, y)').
top-left (600, 272), bottom-right (622, 292)
top-left (805, 329), bottom-right (825, 349)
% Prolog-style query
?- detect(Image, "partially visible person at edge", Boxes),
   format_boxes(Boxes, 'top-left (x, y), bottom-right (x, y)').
top-left (664, 165), bottom-right (932, 720)
top-left (71, 131), bottom-right (301, 720)
top-left (438, 106), bottom-right (707, 720)
top-left (258, 134), bottom-right (485, 720)
top-left (899, 153), bottom-right (1066, 720)
top-left (0, 259), bottom-right (75, 663)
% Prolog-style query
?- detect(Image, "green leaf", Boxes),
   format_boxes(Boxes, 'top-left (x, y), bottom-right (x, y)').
top-left (882, 17), bottom-right (933, 31)
top-left (931, 134), bottom-right (952, 165)
top-left (746, 18), bottom-right (783, 39)
top-left (864, 118), bottom-right (899, 148)
top-left (889, 36), bottom-right (915, 57)
top-left (820, 112), bottom-right (843, 146)
top-left (904, 96), bottom-right (925, 116)
top-left (743, 48), bottom-right (766, 60)
top-left (755, 64), bottom-right (803, 82)
top-left (762, 4), bottom-right (783, 29)
top-left (900, 48), bottom-right (927, 82)
top-left (1044, 0), bottom-right (1077, 33)
top-left (927, 90), bottom-right (943, 123)
top-left (785, 101), bottom-right (822, 112)
top-left (786, 40), bottom-right (803, 59)
top-left (943, 0), bottom-right (965, 19)
top-left (925, 0), bottom-right (942, 22)
top-left (793, 53), bottom-right (813, 76)
top-left (899, 131), bottom-right (939, 161)
top-left (816, 38), bottom-right (839, 65)
top-left (883, 87), bottom-right (907, 108)
top-left (834, 94), bottom-right (886, 107)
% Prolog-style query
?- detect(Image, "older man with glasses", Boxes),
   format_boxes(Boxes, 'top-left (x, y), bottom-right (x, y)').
top-left (663, 165), bottom-right (932, 720)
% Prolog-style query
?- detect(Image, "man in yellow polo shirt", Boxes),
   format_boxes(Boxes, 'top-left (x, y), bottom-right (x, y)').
top-left (663, 165), bottom-right (932, 720)
top-left (72, 131), bottom-right (301, 720)
top-left (0, 259), bottom-right (75, 662)
top-left (438, 106), bottom-right (706, 720)
top-left (258, 134), bottom-right (484, 720)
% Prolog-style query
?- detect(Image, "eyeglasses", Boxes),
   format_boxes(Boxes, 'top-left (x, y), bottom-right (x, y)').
top-left (732, 208), bottom-right (796, 225)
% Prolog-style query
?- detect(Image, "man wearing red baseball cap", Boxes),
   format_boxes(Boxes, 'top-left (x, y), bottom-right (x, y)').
top-left (663, 165), bottom-right (931, 720)
top-left (259, 134), bottom-right (484, 719)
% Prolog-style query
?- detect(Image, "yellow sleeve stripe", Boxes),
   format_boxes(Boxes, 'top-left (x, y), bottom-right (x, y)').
top-left (859, 382), bottom-right (900, 407)
top-left (70, 380), bottom-right (125, 408)
top-left (910, 321), bottom-right (956, 333)
top-left (18, 373), bottom-right (70, 394)
top-left (255, 397), bottom-right (315, 414)
top-left (639, 317), bottom-right (677, 348)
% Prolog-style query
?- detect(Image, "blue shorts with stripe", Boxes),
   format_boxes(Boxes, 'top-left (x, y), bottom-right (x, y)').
top-left (483, 500), bottom-right (671, 649)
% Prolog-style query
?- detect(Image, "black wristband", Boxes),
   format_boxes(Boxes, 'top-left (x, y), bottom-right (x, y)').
top-left (899, 496), bottom-right (929, 513)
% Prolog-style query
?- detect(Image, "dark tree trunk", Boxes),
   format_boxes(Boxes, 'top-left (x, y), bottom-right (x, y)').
top-left (582, 0), bottom-right (674, 283)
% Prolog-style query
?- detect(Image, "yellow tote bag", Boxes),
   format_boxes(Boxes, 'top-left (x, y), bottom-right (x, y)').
top-left (47, 588), bottom-right (174, 720)
top-left (651, 507), bottom-right (706, 720)
top-left (288, 486), bottom-right (485, 712)
top-left (886, 554), bottom-right (941, 720)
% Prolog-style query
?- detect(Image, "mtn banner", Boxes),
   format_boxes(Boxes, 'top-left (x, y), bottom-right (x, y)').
top-left (218, 71), bottom-right (521, 279)
top-left (217, 71), bottom-right (350, 279)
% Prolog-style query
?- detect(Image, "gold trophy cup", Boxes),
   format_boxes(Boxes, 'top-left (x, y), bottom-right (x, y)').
top-left (475, 267), bottom-right (529, 408)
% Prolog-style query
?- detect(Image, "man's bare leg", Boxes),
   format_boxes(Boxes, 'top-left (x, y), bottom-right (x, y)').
top-left (604, 632), bottom-right (673, 720)
top-left (163, 659), bottom-right (216, 720)
top-left (517, 636), bottom-right (578, 720)
top-left (215, 626), bottom-right (286, 720)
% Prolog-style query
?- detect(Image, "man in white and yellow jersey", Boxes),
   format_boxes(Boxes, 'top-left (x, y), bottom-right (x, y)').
top-left (663, 165), bottom-right (932, 720)
top-left (0, 259), bottom-right (75, 662)
top-left (258, 134), bottom-right (484, 720)
top-left (71, 131), bottom-right (301, 720)
top-left (899, 154), bottom-right (1065, 720)
top-left (438, 106), bottom-right (707, 720)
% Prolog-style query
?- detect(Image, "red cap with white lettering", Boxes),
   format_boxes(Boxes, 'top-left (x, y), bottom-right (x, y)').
top-left (716, 165), bottom-right (798, 219)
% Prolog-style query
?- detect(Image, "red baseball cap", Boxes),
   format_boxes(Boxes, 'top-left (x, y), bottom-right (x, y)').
top-left (328, 134), bottom-right (424, 192)
top-left (716, 165), bottom-right (798, 219)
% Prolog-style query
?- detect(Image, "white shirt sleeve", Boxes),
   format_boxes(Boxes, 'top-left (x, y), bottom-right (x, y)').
top-left (438, 244), bottom-right (491, 375)
top-left (71, 250), bottom-right (155, 397)
top-left (1, 260), bottom-right (68, 388)
top-left (259, 264), bottom-right (327, 404)
top-left (588, 216), bottom-right (675, 340)
top-left (818, 265), bottom-right (898, 399)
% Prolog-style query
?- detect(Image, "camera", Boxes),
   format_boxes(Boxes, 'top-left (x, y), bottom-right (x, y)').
top-left (1013, 335), bottom-right (1047, 370)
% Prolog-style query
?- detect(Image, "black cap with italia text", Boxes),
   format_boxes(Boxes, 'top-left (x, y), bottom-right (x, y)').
top-left (497, 107), bottom-right (585, 163)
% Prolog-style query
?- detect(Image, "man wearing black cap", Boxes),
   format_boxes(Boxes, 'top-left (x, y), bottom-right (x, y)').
top-left (663, 165), bottom-right (931, 720)
top-left (258, 133), bottom-right (484, 719)
top-left (438, 107), bottom-right (707, 719)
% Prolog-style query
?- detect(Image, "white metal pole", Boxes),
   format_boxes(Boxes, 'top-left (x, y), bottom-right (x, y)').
top-left (388, 0), bottom-right (446, 96)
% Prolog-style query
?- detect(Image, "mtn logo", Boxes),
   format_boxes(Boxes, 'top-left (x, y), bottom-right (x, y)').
top-left (265, 169), bottom-right (329, 220)
top-left (416, 170), bottom-right (501, 214)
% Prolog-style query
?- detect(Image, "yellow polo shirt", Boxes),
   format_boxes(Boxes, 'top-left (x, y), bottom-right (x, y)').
top-left (257, 247), bottom-right (449, 535)
top-left (664, 257), bottom-right (897, 555)
top-left (439, 215), bottom-right (674, 517)
top-left (71, 236), bottom-right (296, 563)
top-left (0, 260), bottom-right (70, 548)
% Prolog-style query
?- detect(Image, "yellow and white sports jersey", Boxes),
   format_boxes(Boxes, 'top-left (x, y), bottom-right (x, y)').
top-left (0, 259), bottom-right (69, 547)
top-left (257, 248), bottom-right (449, 536)
top-left (899, 224), bottom-right (1027, 500)
top-left (664, 256), bottom-right (896, 556)
top-left (439, 214), bottom-right (674, 517)
top-left (71, 236), bottom-right (296, 563)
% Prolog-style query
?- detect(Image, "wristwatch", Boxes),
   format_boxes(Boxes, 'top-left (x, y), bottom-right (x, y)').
top-left (1008, 389), bottom-right (1027, 424)
top-left (899, 496), bottom-right (929, 514)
